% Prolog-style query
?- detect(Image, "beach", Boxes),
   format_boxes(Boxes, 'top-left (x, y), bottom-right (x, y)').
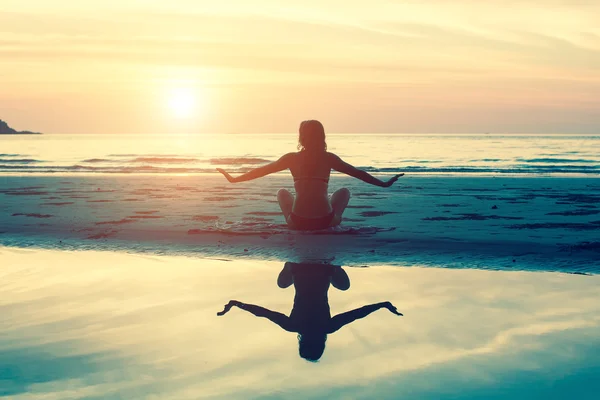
top-left (4, 0), bottom-right (600, 396)
top-left (1, 133), bottom-right (600, 398)
top-left (1, 174), bottom-right (599, 272)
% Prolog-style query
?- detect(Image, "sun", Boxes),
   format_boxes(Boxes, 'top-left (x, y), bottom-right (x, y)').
top-left (167, 87), bottom-right (197, 118)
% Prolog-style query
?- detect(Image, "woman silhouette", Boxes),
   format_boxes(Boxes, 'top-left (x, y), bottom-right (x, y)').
top-left (217, 262), bottom-right (402, 362)
top-left (217, 120), bottom-right (403, 230)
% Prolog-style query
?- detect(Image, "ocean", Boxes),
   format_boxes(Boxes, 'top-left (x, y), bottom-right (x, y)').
top-left (2, 133), bottom-right (599, 175)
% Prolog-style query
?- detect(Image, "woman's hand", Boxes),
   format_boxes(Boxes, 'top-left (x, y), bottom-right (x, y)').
top-left (383, 173), bottom-right (404, 188)
top-left (217, 300), bottom-right (241, 316)
top-left (217, 168), bottom-right (236, 183)
top-left (382, 301), bottom-right (403, 316)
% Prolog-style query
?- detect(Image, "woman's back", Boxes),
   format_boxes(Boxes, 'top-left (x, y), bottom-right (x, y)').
top-left (288, 151), bottom-right (333, 217)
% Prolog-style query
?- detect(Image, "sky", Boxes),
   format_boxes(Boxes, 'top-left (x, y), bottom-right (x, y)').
top-left (1, 0), bottom-right (599, 134)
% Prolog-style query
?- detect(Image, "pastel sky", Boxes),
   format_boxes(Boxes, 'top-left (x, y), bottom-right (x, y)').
top-left (1, 0), bottom-right (599, 134)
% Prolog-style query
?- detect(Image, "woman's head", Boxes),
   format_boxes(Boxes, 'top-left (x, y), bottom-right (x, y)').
top-left (297, 333), bottom-right (327, 362)
top-left (298, 120), bottom-right (327, 152)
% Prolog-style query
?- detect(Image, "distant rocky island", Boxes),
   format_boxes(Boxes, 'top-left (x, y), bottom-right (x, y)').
top-left (0, 119), bottom-right (42, 135)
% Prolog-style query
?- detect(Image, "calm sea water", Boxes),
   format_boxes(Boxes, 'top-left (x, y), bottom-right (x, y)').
top-left (1, 133), bottom-right (599, 175)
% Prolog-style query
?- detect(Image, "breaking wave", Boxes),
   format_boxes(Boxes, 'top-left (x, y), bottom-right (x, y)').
top-left (209, 157), bottom-right (272, 165)
top-left (1, 163), bottom-right (598, 175)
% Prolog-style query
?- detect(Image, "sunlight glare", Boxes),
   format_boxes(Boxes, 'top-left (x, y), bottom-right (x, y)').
top-left (167, 87), bottom-right (197, 118)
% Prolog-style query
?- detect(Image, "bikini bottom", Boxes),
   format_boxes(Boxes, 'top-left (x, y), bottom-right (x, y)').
top-left (289, 211), bottom-right (335, 231)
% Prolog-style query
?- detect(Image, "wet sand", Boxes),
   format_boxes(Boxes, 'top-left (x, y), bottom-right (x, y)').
top-left (1, 247), bottom-right (599, 399)
top-left (1, 175), bottom-right (599, 272)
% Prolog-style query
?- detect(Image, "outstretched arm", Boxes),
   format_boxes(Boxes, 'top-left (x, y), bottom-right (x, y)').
top-left (217, 300), bottom-right (294, 332)
top-left (328, 301), bottom-right (402, 334)
top-left (217, 153), bottom-right (293, 183)
top-left (329, 154), bottom-right (403, 187)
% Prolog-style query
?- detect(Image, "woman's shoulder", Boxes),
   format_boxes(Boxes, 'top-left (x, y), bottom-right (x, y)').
top-left (324, 151), bottom-right (341, 161)
top-left (279, 152), bottom-right (299, 161)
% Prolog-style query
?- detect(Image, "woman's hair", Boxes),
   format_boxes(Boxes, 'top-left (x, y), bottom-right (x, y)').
top-left (298, 120), bottom-right (327, 152)
top-left (297, 333), bottom-right (327, 362)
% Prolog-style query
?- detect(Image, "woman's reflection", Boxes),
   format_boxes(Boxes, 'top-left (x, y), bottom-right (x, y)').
top-left (217, 262), bottom-right (402, 362)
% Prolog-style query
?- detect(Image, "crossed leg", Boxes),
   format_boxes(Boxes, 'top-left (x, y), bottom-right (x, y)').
top-left (277, 189), bottom-right (295, 227)
top-left (329, 187), bottom-right (350, 227)
top-left (278, 187), bottom-right (350, 228)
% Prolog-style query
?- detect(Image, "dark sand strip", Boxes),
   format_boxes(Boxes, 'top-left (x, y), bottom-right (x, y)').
top-left (192, 215), bottom-right (219, 222)
top-left (546, 210), bottom-right (600, 216)
top-left (87, 230), bottom-right (118, 239)
top-left (204, 196), bottom-right (236, 201)
top-left (424, 213), bottom-right (523, 221)
top-left (96, 219), bottom-right (137, 225)
top-left (359, 211), bottom-right (398, 217)
top-left (510, 222), bottom-right (600, 231)
top-left (12, 213), bottom-right (53, 218)
top-left (246, 211), bottom-right (283, 216)
top-left (2, 191), bottom-right (49, 196)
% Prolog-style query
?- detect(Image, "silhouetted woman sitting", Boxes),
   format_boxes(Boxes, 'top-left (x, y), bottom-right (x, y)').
top-left (217, 120), bottom-right (403, 230)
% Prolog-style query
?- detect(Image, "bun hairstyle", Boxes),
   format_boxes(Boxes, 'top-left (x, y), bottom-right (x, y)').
top-left (298, 120), bottom-right (327, 152)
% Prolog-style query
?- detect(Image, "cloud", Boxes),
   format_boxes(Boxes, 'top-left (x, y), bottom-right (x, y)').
top-left (1, 1), bottom-right (599, 132)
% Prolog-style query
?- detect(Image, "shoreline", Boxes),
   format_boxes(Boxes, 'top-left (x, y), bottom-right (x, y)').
top-left (0, 132), bottom-right (43, 136)
top-left (0, 240), bottom-right (596, 275)
top-left (1, 172), bottom-right (599, 178)
top-left (2, 133), bottom-right (599, 176)
top-left (2, 132), bottom-right (600, 135)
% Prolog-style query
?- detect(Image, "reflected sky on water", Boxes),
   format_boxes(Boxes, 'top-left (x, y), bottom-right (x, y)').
top-left (1, 247), bottom-right (600, 399)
